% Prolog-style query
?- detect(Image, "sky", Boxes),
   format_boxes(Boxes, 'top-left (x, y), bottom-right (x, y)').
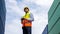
top-left (5, 0), bottom-right (54, 34)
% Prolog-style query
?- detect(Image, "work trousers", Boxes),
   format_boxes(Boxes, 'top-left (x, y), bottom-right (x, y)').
top-left (22, 27), bottom-right (31, 34)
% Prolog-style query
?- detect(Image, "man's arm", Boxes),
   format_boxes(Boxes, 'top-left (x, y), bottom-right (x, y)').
top-left (30, 13), bottom-right (34, 21)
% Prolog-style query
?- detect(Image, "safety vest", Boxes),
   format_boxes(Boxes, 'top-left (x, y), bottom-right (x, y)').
top-left (22, 12), bottom-right (32, 27)
top-left (23, 11), bottom-right (30, 19)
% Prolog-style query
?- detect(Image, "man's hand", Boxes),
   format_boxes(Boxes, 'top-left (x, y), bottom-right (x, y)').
top-left (21, 18), bottom-right (25, 20)
top-left (21, 18), bottom-right (27, 24)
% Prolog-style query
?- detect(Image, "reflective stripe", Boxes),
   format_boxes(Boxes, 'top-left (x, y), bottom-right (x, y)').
top-left (23, 23), bottom-right (32, 27)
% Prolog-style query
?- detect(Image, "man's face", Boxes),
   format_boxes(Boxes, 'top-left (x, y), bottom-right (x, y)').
top-left (24, 8), bottom-right (29, 13)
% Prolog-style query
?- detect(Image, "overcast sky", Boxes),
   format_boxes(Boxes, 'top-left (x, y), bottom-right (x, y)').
top-left (5, 0), bottom-right (54, 34)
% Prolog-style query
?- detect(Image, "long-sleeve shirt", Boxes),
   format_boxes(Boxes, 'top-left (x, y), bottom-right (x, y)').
top-left (28, 13), bottom-right (34, 21)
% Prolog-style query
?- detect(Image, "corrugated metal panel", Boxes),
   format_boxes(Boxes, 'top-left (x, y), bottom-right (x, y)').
top-left (0, 0), bottom-right (6, 34)
top-left (48, 0), bottom-right (60, 34)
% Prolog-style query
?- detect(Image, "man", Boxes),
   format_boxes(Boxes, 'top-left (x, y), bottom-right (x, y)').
top-left (21, 7), bottom-right (34, 34)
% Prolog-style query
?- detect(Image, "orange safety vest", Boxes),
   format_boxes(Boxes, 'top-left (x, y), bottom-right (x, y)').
top-left (21, 12), bottom-right (32, 27)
